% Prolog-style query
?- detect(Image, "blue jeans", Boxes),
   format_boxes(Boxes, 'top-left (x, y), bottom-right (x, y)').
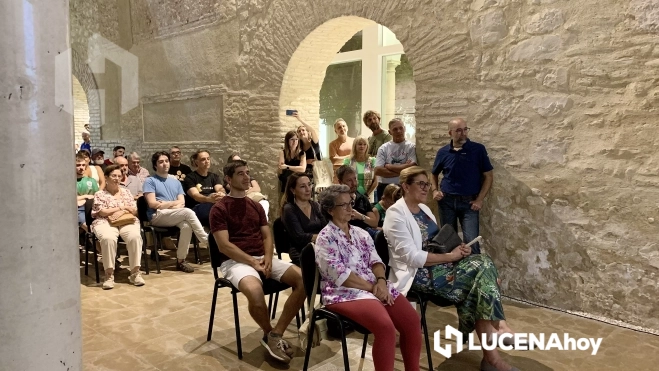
top-left (78, 205), bottom-right (86, 226)
top-left (438, 194), bottom-right (481, 254)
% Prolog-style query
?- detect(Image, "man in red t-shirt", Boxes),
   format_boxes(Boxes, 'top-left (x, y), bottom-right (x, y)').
top-left (210, 160), bottom-right (305, 364)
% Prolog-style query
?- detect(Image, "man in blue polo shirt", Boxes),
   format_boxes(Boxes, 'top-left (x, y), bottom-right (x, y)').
top-left (430, 118), bottom-right (493, 254)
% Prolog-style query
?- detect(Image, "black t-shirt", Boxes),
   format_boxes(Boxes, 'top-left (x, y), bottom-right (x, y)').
top-left (350, 192), bottom-right (373, 231)
top-left (303, 140), bottom-right (322, 161)
top-left (183, 171), bottom-right (222, 208)
top-left (169, 163), bottom-right (192, 182)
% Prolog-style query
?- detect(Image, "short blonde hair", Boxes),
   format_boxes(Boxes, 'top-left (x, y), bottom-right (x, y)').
top-left (350, 137), bottom-right (369, 159)
top-left (399, 166), bottom-right (429, 195)
top-left (333, 118), bottom-right (346, 130)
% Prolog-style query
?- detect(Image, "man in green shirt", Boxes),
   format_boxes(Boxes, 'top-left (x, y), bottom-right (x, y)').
top-left (364, 110), bottom-right (392, 202)
top-left (76, 153), bottom-right (99, 230)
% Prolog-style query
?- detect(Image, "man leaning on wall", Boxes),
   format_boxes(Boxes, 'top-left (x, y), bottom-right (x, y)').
top-left (430, 118), bottom-right (493, 254)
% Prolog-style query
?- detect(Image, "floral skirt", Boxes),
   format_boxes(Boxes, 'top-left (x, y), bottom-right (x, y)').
top-left (411, 254), bottom-right (505, 336)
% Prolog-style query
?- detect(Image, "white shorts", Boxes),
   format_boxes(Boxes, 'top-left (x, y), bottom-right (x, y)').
top-left (219, 256), bottom-right (294, 288)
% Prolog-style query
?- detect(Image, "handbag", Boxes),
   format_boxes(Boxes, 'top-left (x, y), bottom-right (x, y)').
top-left (109, 212), bottom-right (136, 227)
top-left (426, 224), bottom-right (463, 254)
top-left (299, 261), bottom-right (327, 349)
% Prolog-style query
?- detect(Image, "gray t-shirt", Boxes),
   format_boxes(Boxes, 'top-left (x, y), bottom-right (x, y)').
top-left (375, 140), bottom-right (417, 184)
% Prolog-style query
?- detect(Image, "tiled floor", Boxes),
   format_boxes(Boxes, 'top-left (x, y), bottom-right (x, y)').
top-left (81, 247), bottom-right (659, 370)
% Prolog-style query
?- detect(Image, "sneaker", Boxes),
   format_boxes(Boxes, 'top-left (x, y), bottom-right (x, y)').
top-left (102, 275), bottom-right (115, 290)
top-left (129, 271), bottom-right (145, 286)
top-left (176, 260), bottom-right (194, 273)
top-left (260, 332), bottom-right (292, 363)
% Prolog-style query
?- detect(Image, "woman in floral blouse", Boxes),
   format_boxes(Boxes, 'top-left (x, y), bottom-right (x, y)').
top-left (315, 185), bottom-right (421, 371)
top-left (92, 165), bottom-right (144, 290)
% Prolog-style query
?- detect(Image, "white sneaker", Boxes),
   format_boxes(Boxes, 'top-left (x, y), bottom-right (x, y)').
top-left (102, 275), bottom-right (115, 290)
top-left (129, 271), bottom-right (145, 286)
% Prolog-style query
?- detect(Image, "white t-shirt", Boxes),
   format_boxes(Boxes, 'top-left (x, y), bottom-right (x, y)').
top-left (375, 140), bottom-right (417, 184)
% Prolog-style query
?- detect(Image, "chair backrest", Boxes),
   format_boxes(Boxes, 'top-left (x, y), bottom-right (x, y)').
top-left (208, 234), bottom-right (222, 279)
top-left (374, 231), bottom-right (390, 276)
top-left (272, 217), bottom-right (291, 256)
top-left (299, 243), bottom-right (319, 305)
top-left (84, 198), bottom-right (95, 230)
top-left (136, 196), bottom-right (149, 223)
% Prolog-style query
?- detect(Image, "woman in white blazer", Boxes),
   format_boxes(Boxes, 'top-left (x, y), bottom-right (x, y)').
top-left (382, 166), bottom-right (519, 371)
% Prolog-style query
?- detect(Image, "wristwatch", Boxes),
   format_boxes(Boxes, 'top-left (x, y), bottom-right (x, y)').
top-left (362, 214), bottom-right (366, 221)
top-left (286, 165), bottom-right (289, 170)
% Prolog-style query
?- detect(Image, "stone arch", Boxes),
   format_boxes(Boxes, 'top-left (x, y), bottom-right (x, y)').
top-left (71, 48), bottom-right (102, 142)
top-left (242, 0), bottom-right (599, 325)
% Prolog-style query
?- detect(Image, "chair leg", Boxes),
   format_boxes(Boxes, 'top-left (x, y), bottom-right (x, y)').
top-left (361, 333), bottom-right (368, 359)
top-left (232, 291), bottom-right (243, 359)
top-left (296, 312), bottom-right (301, 329)
top-left (206, 283), bottom-right (220, 341)
top-left (420, 300), bottom-right (433, 371)
top-left (270, 292), bottom-right (279, 320)
top-left (154, 233), bottom-right (161, 274)
top-left (303, 314), bottom-right (317, 371)
top-left (142, 231), bottom-right (149, 275)
top-left (93, 236), bottom-right (100, 284)
top-left (338, 319), bottom-right (351, 371)
top-left (84, 234), bottom-right (90, 276)
top-left (193, 236), bottom-right (201, 265)
top-left (301, 302), bottom-right (306, 322)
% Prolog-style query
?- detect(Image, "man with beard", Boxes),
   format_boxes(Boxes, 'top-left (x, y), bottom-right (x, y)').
top-left (336, 165), bottom-right (378, 238)
top-left (430, 118), bottom-right (493, 254)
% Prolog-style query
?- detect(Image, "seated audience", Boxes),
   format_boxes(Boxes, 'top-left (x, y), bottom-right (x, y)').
top-left (315, 185), bottom-right (421, 371)
top-left (278, 130), bottom-right (307, 193)
top-left (280, 173), bottom-right (327, 265)
top-left (125, 152), bottom-right (149, 198)
top-left (293, 112), bottom-right (322, 181)
top-left (114, 156), bottom-right (129, 188)
top-left (76, 153), bottom-right (99, 231)
top-left (183, 149), bottom-right (225, 226)
top-left (104, 145), bottom-right (125, 166)
top-left (91, 165), bottom-right (144, 290)
top-left (383, 166), bottom-right (519, 371)
top-left (225, 153), bottom-right (269, 218)
top-left (343, 137), bottom-right (377, 198)
top-left (169, 145), bottom-right (192, 182)
top-left (79, 149), bottom-right (106, 190)
top-left (143, 151), bottom-right (208, 273)
top-left (372, 184), bottom-right (400, 228)
top-left (91, 149), bottom-right (108, 171)
top-left (336, 165), bottom-right (378, 238)
top-left (210, 159), bottom-right (305, 364)
top-left (328, 119), bottom-right (354, 177)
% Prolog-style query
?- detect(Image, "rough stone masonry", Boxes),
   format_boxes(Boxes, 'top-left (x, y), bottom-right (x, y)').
top-left (69, 0), bottom-right (659, 331)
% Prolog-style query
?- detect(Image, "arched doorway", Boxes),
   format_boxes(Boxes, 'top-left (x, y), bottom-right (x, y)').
top-left (278, 16), bottom-right (416, 157)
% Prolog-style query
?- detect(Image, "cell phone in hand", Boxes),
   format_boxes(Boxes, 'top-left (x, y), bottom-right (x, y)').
top-left (285, 109), bottom-right (297, 116)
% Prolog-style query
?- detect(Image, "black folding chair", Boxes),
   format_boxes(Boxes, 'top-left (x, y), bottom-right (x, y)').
top-left (136, 196), bottom-right (200, 274)
top-left (82, 198), bottom-right (149, 282)
top-left (374, 230), bottom-right (453, 371)
top-left (206, 233), bottom-right (299, 359)
top-left (300, 243), bottom-right (369, 371)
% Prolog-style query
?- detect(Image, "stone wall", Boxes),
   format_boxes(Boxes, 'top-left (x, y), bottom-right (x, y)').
top-left (70, 0), bottom-right (659, 331)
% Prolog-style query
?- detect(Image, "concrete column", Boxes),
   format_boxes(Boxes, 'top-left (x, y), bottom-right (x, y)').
top-left (383, 56), bottom-right (401, 124)
top-left (0, 1), bottom-right (81, 371)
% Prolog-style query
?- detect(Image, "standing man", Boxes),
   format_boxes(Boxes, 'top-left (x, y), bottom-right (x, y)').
top-left (104, 146), bottom-right (125, 166)
top-left (364, 110), bottom-right (392, 158)
top-left (374, 118), bottom-right (417, 198)
top-left (210, 159), bottom-right (305, 363)
top-left (143, 151), bottom-right (209, 273)
top-left (430, 118), bottom-right (493, 254)
top-left (169, 145), bottom-right (192, 182)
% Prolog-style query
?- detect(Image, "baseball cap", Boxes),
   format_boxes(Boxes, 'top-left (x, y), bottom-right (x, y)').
top-left (91, 149), bottom-right (105, 157)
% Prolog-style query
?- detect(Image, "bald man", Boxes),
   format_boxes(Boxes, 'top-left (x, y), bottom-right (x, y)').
top-left (430, 118), bottom-right (493, 254)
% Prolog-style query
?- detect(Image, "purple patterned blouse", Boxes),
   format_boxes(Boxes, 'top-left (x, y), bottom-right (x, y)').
top-left (315, 221), bottom-right (399, 306)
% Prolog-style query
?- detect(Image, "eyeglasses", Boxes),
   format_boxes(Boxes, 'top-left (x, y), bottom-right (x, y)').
top-left (335, 200), bottom-right (355, 210)
top-left (454, 127), bottom-right (470, 134)
top-left (412, 181), bottom-right (431, 190)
